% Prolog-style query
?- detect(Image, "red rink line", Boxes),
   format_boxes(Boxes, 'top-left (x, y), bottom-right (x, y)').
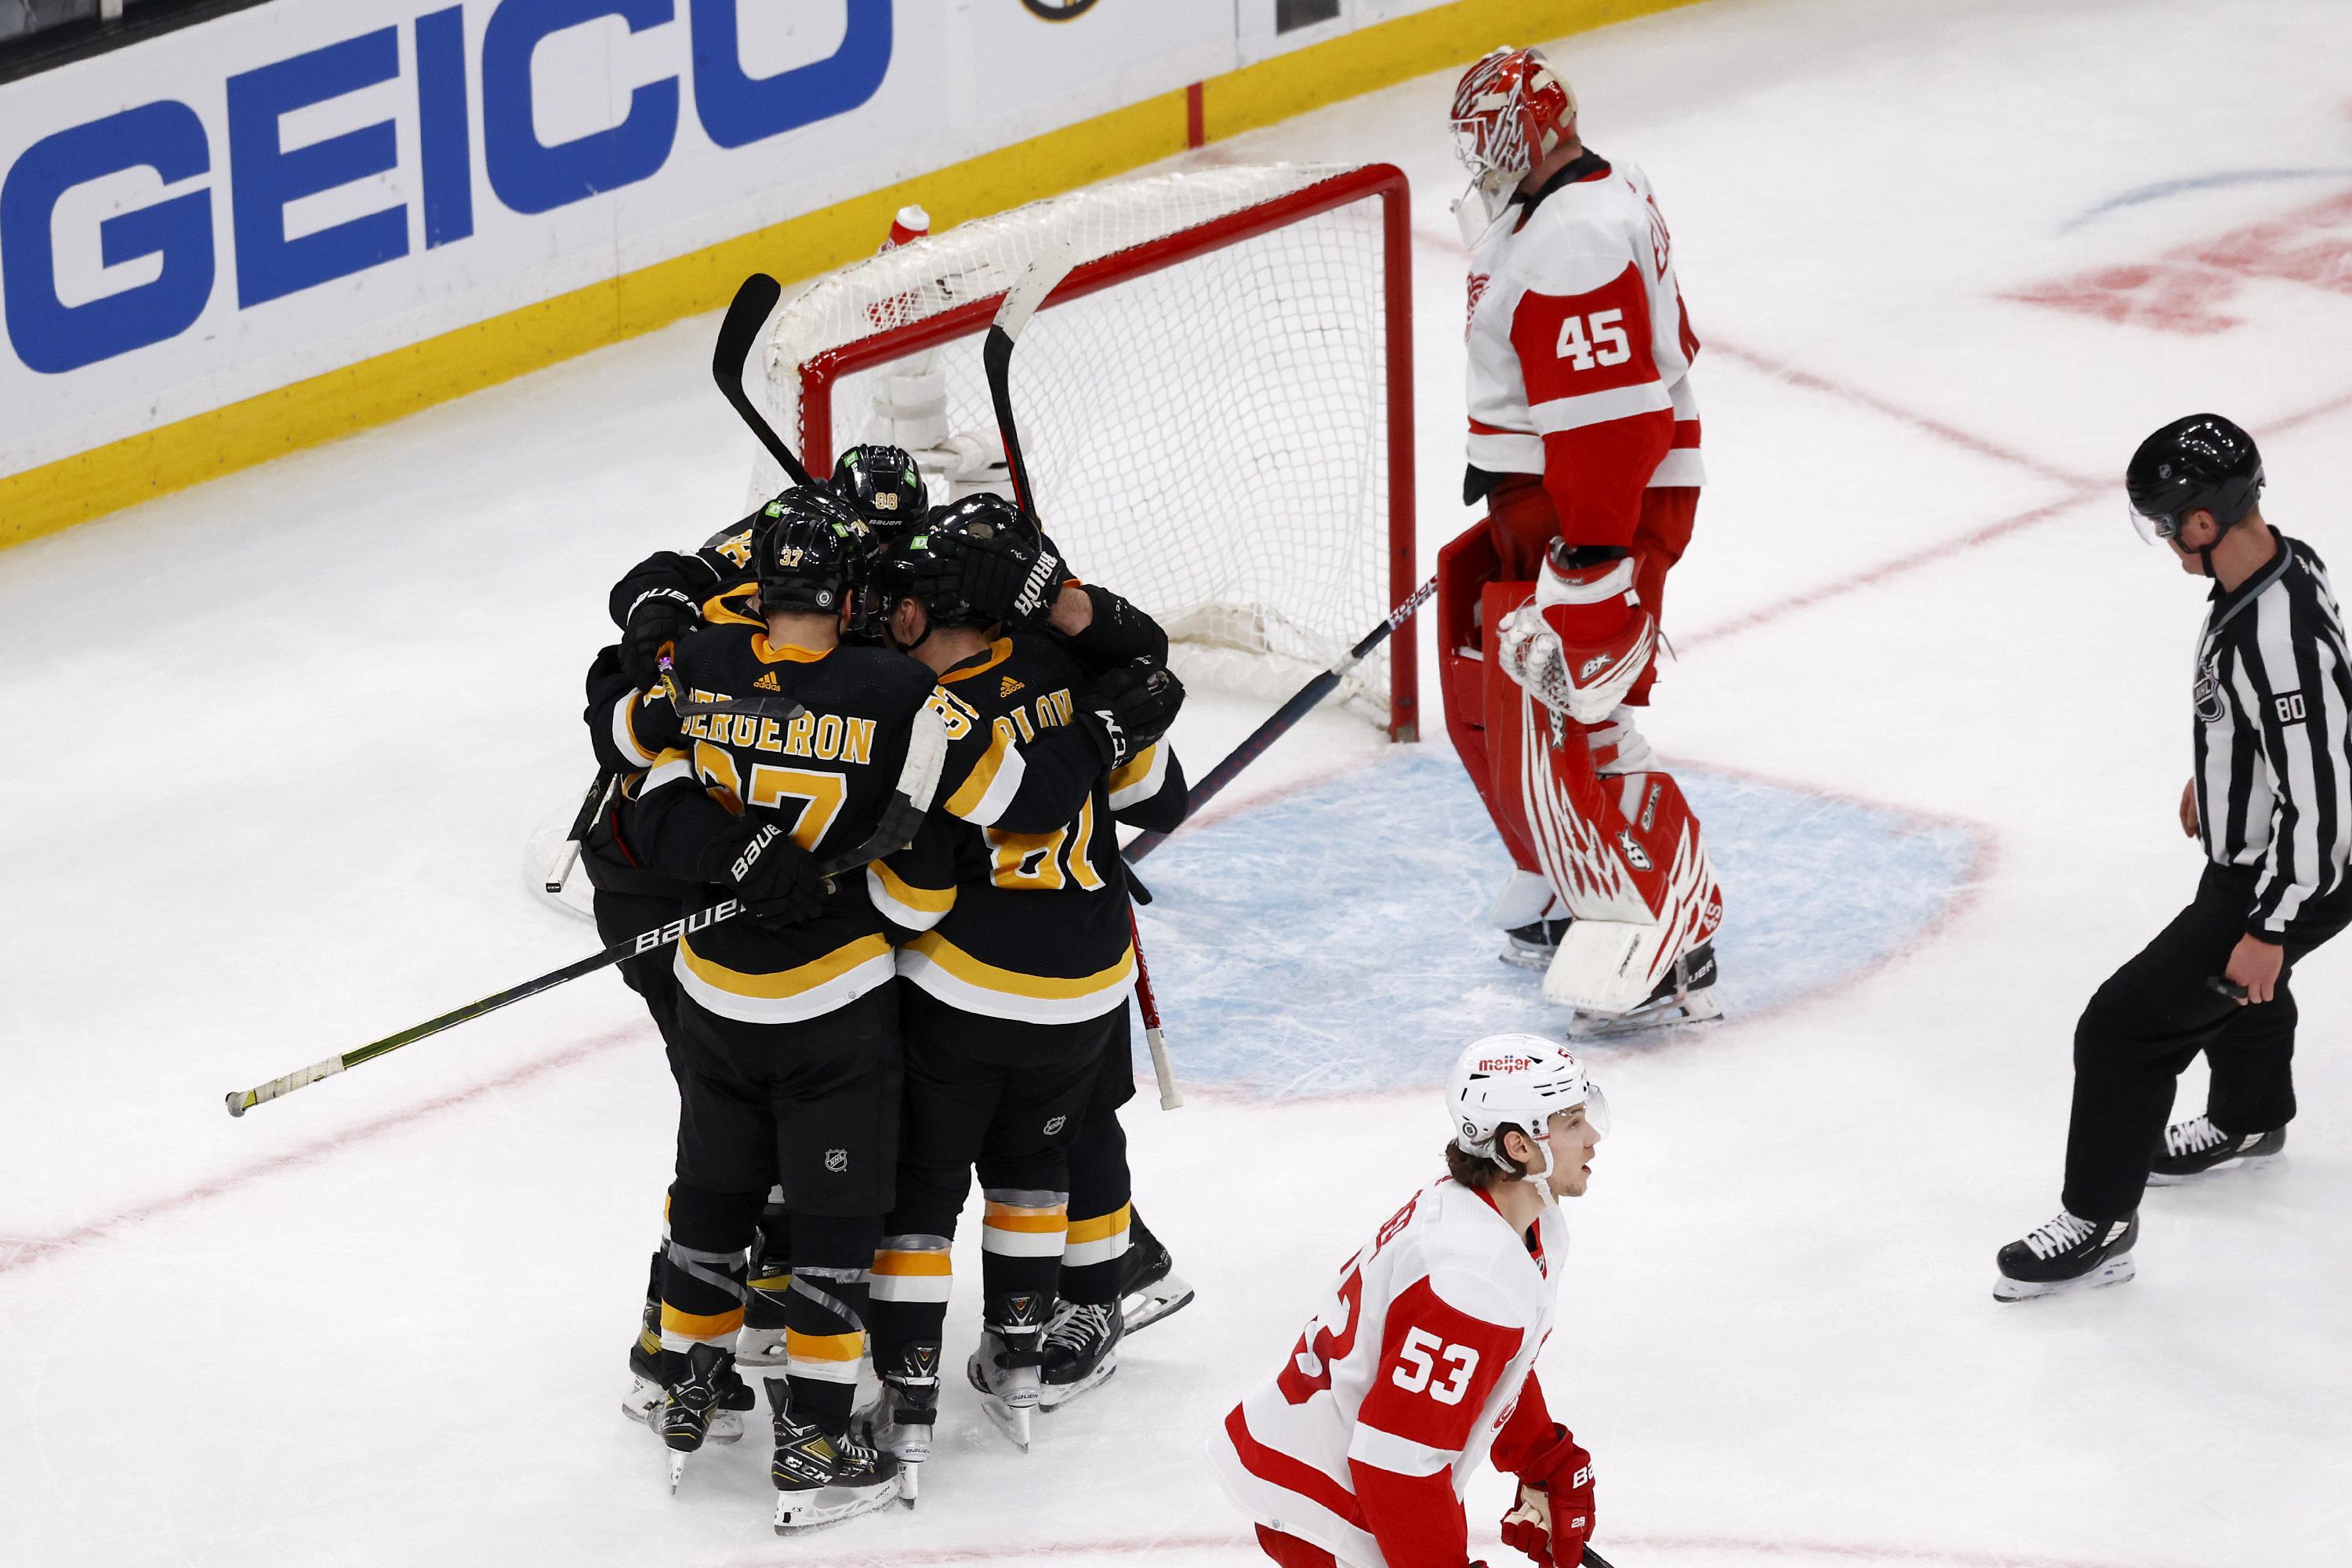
top-left (0, 1021), bottom-right (646, 1280)
top-left (739, 1527), bottom-right (2148, 1568)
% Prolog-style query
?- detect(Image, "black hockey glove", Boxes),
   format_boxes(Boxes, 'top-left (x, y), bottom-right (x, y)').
top-left (621, 587), bottom-right (699, 691)
top-left (1076, 659), bottom-right (1185, 770)
top-left (699, 815), bottom-right (826, 928)
top-left (1006, 535), bottom-right (1069, 630)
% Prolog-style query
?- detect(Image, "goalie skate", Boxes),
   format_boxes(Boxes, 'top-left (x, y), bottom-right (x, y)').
top-left (1565, 942), bottom-right (1722, 1040)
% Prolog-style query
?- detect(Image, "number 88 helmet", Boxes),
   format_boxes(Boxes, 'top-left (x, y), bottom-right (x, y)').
top-left (1446, 1033), bottom-right (1606, 1191)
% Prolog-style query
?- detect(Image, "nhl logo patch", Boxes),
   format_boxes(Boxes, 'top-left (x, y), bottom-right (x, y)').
top-left (1043, 1115), bottom-right (1065, 1136)
top-left (824, 1148), bottom-right (848, 1173)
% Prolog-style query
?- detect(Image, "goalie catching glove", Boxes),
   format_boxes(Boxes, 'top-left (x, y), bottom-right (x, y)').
top-left (1495, 546), bottom-right (1656, 724)
top-left (1497, 1425), bottom-right (1595, 1568)
top-left (697, 813), bottom-right (826, 930)
top-left (1077, 658), bottom-right (1184, 771)
top-left (621, 586), bottom-right (700, 691)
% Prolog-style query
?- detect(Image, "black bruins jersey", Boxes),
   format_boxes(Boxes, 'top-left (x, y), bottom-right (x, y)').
top-left (633, 624), bottom-right (945, 1026)
top-left (608, 517), bottom-right (765, 632)
top-left (870, 634), bottom-right (1187, 1025)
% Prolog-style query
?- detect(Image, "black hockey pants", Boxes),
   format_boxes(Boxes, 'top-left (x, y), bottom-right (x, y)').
top-left (2063, 863), bottom-right (2352, 1220)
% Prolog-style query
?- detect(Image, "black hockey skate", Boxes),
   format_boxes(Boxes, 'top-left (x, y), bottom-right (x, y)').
top-left (967, 1291), bottom-right (1049, 1450)
top-left (1501, 917), bottom-right (1572, 971)
top-left (1118, 1211), bottom-right (1195, 1334)
top-left (620, 1290), bottom-right (666, 1426)
top-left (657, 1343), bottom-right (755, 1491)
top-left (2147, 1115), bottom-right (2285, 1185)
top-left (1038, 1300), bottom-right (1123, 1410)
top-left (1993, 1210), bottom-right (2138, 1301)
top-left (768, 1379), bottom-right (899, 1532)
top-left (1566, 941), bottom-right (1721, 1040)
top-left (865, 1343), bottom-right (939, 1506)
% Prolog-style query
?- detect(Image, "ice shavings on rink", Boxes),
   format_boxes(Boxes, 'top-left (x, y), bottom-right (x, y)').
top-left (1134, 746), bottom-right (1984, 1097)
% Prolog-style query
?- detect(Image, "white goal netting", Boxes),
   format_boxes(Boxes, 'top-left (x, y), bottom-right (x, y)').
top-left (750, 163), bottom-right (1410, 727)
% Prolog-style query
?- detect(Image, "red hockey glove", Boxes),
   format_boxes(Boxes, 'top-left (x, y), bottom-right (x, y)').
top-left (1497, 1426), bottom-right (1594, 1568)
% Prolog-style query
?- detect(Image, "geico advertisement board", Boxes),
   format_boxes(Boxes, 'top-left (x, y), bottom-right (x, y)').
top-left (0, 0), bottom-right (1233, 479)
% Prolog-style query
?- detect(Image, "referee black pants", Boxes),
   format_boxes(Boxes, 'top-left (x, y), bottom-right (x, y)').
top-left (2063, 863), bottom-right (2352, 1220)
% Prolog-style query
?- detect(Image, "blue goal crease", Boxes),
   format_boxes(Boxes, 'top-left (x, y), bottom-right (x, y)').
top-left (1126, 747), bottom-right (1979, 1099)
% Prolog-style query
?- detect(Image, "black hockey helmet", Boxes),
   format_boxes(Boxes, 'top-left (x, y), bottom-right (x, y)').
top-left (874, 491), bottom-right (1036, 633)
top-left (830, 444), bottom-right (928, 539)
top-left (753, 486), bottom-right (869, 617)
top-left (2125, 413), bottom-right (2264, 543)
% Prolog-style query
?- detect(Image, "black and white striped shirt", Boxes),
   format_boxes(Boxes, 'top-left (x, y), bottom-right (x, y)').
top-left (2191, 532), bottom-right (2352, 936)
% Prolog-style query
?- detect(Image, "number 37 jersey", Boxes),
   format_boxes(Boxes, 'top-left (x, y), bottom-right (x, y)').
top-left (1211, 1178), bottom-right (1565, 1568)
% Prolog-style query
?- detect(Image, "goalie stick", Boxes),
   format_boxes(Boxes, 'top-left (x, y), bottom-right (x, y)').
top-left (713, 273), bottom-right (818, 490)
top-left (1123, 575), bottom-right (1437, 864)
top-left (226, 700), bottom-right (949, 1117)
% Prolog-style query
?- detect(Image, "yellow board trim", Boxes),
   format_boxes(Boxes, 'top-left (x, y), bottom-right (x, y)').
top-left (0, 0), bottom-right (1703, 553)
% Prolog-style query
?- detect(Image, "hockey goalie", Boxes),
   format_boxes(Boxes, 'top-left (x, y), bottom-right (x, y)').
top-left (1435, 46), bottom-right (1722, 1036)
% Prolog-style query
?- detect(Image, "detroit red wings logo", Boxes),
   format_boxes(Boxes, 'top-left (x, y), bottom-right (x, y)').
top-left (1465, 272), bottom-right (1490, 341)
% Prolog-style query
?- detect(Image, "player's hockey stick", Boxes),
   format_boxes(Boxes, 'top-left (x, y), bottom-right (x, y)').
top-left (655, 652), bottom-right (808, 724)
top-left (713, 273), bottom-right (818, 490)
top-left (224, 900), bottom-right (747, 1116)
top-left (227, 710), bottom-right (947, 1117)
top-left (546, 768), bottom-right (617, 892)
top-left (1583, 1548), bottom-right (1617, 1568)
top-left (1127, 908), bottom-right (1181, 1111)
top-left (1123, 575), bottom-right (1439, 863)
top-left (982, 239), bottom-right (1078, 524)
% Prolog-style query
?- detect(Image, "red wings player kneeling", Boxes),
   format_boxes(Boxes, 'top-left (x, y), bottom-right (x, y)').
top-left (1213, 1036), bottom-right (1609, 1568)
top-left (1436, 45), bottom-right (1723, 1037)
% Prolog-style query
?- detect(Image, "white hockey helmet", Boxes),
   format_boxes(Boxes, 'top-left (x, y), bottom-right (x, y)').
top-left (1447, 1033), bottom-right (1607, 1177)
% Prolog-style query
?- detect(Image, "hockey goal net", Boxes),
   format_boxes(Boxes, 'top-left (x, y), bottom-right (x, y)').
top-left (750, 163), bottom-right (1417, 737)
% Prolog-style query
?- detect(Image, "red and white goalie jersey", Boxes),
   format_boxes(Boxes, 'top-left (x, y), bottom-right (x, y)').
top-left (1465, 154), bottom-right (1702, 550)
top-left (1213, 1178), bottom-right (1566, 1568)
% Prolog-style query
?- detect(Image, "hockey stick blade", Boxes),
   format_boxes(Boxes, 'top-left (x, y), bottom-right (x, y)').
top-left (982, 239), bottom-right (1077, 522)
top-left (546, 768), bottom-right (616, 891)
top-left (225, 901), bottom-right (746, 1116)
top-left (1123, 575), bottom-right (1437, 864)
top-left (713, 273), bottom-right (816, 489)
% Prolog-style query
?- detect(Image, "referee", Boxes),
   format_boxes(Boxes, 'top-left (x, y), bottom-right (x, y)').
top-left (1996, 413), bottom-right (2352, 1301)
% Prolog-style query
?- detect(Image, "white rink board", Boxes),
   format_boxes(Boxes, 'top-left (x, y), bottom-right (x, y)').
top-left (5, 1), bottom-right (2352, 1566)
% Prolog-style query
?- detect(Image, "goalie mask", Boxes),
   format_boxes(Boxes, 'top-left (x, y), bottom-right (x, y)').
top-left (1446, 1033), bottom-right (1606, 1203)
top-left (1450, 46), bottom-right (1577, 238)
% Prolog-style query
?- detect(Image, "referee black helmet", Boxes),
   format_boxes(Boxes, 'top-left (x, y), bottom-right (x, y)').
top-left (2126, 413), bottom-right (2264, 541)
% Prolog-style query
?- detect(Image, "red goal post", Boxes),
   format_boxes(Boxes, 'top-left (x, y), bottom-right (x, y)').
top-left (756, 163), bottom-right (1418, 739)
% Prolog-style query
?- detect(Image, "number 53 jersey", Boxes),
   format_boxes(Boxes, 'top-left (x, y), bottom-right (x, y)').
top-left (1212, 1178), bottom-right (1566, 1568)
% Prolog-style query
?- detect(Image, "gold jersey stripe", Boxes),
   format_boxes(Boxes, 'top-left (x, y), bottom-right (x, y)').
top-left (906, 931), bottom-right (1135, 1000)
top-left (873, 1250), bottom-right (953, 1277)
top-left (678, 933), bottom-right (892, 1000)
top-left (872, 859), bottom-right (956, 913)
top-left (942, 722), bottom-right (1015, 821)
top-left (785, 1329), bottom-right (865, 1362)
top-left (660, 1305), bottom-right (745, 1340)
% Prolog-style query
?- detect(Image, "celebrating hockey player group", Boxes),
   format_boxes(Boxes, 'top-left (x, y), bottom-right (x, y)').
top-left (575, 441), bottom-right (1192, 1530)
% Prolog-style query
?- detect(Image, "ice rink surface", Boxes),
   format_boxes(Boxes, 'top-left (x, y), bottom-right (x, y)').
top-left (5, 0), bottom-right (2351, 1563)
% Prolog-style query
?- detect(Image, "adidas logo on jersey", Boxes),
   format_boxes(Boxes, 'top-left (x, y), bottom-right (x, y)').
top-left (1000, 675), bottom-right (1025, 698)
top-left (755, 672), bottom-right (782, 691)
